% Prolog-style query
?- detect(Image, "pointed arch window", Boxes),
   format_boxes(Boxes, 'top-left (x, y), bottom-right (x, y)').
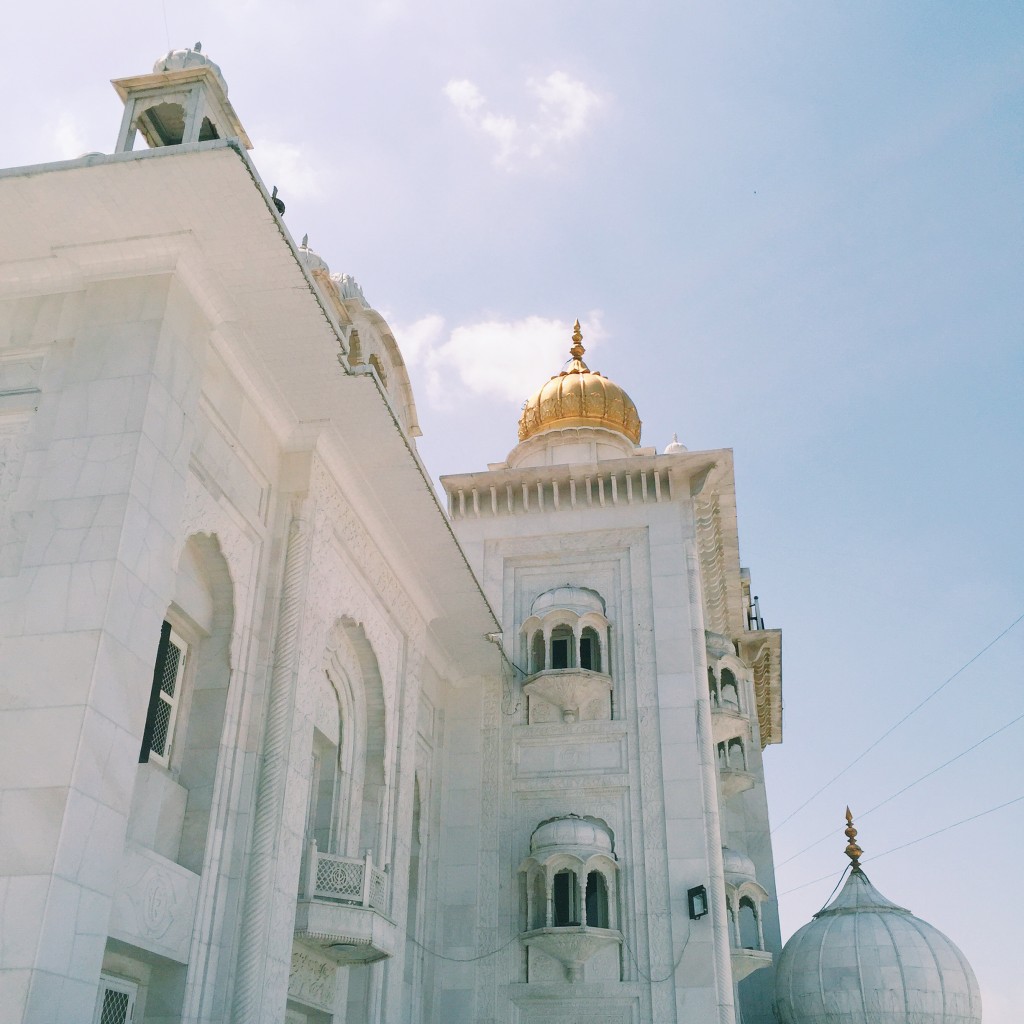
top-left (531, 631), bottom-right (546, 673)
top-left (552, 869), bottom-right (580, 926)
top-left (580, 626), bottom-right (601, 671)
top-left (550, 626), bottom-right (574, 669)
top-left (739, 896), bottom-right (761, 950)
top-left (720, 668), bottom-right (740, 709)
top-left (586, 871), bottom-right (609, 928)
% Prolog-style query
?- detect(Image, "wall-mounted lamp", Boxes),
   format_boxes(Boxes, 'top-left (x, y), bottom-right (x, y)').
top-left (687, 884), bottom-right (709, 920)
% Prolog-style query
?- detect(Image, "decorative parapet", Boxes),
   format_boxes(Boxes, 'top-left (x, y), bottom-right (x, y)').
top-left (334, 273), bottom-right (368, 306)
top-left (307, 848), bottom-right (388, 911)
top-left (446, 464), bottom-right (675, 520)
top-left (736, 629), bottom-right (782, 748)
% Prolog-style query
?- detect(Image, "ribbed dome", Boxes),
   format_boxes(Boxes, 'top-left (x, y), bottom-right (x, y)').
top-left (775, 866), bottom-right (981, 1024)
top-left (153, 44), bottom-right (227, 92)
top-left (531, 815), bottom-right (614, 858)
top-left (531, 586), bottom-right (606, 619)
top-left (517, 321), bottom-right (641, 445)
top-left (722, 846), bottom-right (757, 885)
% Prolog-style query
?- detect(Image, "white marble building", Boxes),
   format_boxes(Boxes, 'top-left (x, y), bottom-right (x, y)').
top-left (0, 48), bottom-right (785, 1024)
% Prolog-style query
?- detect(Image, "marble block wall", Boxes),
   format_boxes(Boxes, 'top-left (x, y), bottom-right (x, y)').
top-left (0, 274), bottom-right (209, 1022)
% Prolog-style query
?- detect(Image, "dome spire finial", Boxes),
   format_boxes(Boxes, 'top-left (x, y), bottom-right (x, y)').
top-left (569, 318), bottom-right (586, 363)
top-left (844, 807), bottom-right (863, 870)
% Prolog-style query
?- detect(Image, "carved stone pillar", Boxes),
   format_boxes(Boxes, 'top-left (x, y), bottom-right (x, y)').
top-left (688, 547), bottom-right (737, 1024)
top-left (233, 501), bottom-right (312, 1021)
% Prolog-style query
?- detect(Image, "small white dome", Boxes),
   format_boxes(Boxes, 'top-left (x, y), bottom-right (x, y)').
top-left (298, 238), bottom-right (329, 276)
top-left (153, 45), bottom-right (228, 93)
top-left (664, 433), bottom-right (687, 454)
top-left (722, 846), bottom-right (757, 885)
top-left (531, 586), bottom-right (606, 619)
top-left (531, 816), bottom-right (613, 857)
top-left (775, 867), bottom-right (981, 1024)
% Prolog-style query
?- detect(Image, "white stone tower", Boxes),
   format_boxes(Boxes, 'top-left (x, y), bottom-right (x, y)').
top-left (440, 321), bottom-right (784, 1024)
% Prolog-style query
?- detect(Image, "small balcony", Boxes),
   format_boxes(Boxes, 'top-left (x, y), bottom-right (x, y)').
top-left (731, 948), bottom-right (772, 981)
top-left (521, 926), bottom-right (623, 982)
top-left (711, 700), bottom-right (749, 745)
top-left (294, 845), bottom-right (398, 965)
top-left (716, 738), bottom-right (756, 798)
top-left (523, 668), bottom-right (612, 723)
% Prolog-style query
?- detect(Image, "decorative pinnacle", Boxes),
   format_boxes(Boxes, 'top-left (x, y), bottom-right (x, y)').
top-left (569, 318), bottom-right (585, 361)
top-left (844, 807), bottom-right (863, 868)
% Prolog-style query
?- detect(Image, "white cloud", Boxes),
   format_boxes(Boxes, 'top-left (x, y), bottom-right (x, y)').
top-left (253, 139), bottom-right (329, 200)
top-left (50, 114), bottom-right (87, 160)
top-left (394, 312), bottom-right (606, 409)
top-left (394, 313), bottom-right (446, 365)
top-left (529, 71), bottom-right (603, 146)
top-left (444, 79), bottom-right (486, 115)
top-left (444, 72), bottom-right (603, 168)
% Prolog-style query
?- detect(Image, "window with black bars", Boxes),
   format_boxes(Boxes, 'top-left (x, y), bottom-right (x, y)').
top-left (140, 621), bottom-right (188, 766)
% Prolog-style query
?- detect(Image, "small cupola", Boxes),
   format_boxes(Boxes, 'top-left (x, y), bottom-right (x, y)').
top-left (518, 816), bottom-right (622, 982)
top-left (112, 44), bottom-right (252, 153)
top-left (520, 586), bottom-right (613, 723)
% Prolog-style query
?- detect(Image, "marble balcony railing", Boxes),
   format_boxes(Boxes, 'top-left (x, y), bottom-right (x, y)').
top-left (294, 844), bottom-right (397, 964)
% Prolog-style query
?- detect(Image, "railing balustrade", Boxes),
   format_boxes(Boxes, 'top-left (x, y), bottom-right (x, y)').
top-left (303, 842), bottom-right (388, 911)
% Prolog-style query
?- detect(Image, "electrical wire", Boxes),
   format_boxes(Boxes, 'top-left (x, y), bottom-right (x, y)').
top-left (772, 611), bottom-right (1024, 834)
top-left (406, 927), bottom-right (691, 983)
top-left (499, 648), bottom-right (532, 679)
top-left (778, 794), bottom-right (1024, 896)
top-left (815, 863), bottom-right (851, 913)
top-left (621, 930), bottom-right (691, 984)
top-left (497, 646), bottom-right (523, 717)
top-left (776, 709), bottom-right (1024, 868)
top-left (867, 794), bottom-right (1024, 861)
top-left (405, 931), bottom-right (521, 963)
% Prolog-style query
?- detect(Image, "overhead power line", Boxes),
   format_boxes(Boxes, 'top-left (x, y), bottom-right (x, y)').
top-left (772, 611), bottom-right (1024, 834)
top-left (776, 709), bottom-right (1024, 868)
top-left (778, 794), bottom-right (1024, 897)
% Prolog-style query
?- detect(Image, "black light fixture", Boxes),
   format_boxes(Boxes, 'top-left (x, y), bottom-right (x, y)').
top-left (687, 884), bottom-right (709, 920)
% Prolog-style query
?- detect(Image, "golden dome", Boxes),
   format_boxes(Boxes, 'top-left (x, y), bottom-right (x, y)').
top-left (517, 321), bottom-right (641, 444)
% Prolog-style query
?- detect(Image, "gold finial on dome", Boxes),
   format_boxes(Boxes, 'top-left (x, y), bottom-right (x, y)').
top-left (569, 318), bottom-right (586, 363)
top-left (844, 807), bottom-right (863, 869)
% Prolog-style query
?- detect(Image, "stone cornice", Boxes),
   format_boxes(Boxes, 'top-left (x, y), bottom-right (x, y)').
top-left (443, 451), bottom-right (721, 521)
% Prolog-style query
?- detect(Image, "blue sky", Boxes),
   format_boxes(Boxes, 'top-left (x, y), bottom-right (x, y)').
top-left (5, 1), bottom-right (1022, 1017)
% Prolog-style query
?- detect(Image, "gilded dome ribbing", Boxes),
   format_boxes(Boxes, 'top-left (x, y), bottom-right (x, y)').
top-left (517, 321), bottom-right (641, 445)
